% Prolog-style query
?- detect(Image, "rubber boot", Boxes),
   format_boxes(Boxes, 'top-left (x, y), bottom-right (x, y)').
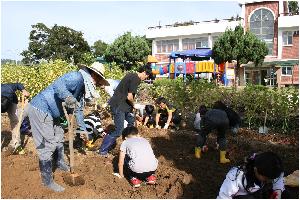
top-left (195, 147), bottom-right (201, 159)
top-left (99, 134), bottom-right (116, 156)
top-left (55, 146), bottom-right (70, 172)
top-left (39, 159), bottom-right (65, 192)
top-left (220, 151), bottom-right (230, 164)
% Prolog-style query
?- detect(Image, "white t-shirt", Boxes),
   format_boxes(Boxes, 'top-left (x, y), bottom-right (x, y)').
top-left (217, 167), bottom-right (285, 199)
top-left (120, 137), bottom-right (158, 173)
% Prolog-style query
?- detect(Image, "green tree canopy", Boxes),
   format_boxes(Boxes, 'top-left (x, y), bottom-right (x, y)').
top-left (212, 25), bottom-right (268, 86)
top-left (21, 23), bottom-right (91, 64)
top-left (104, 32), bottom-right (151, 70)
top-left (92, 40), bottom-right (108, 57)
top-left (288, 1), bottom-right (299, 15)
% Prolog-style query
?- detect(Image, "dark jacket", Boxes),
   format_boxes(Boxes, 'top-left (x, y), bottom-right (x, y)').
top-left (1, 83), bottom-right (25, 104)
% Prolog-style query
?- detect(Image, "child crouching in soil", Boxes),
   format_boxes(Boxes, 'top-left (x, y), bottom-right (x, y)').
top-left (135, 104), bottom-right (155, 128)
top-left (118, 126), bottom-right (158, 187)
top-left (75, 111), bottom-right (107, 151)
top-left (217, 151), bottom-right (288, 199)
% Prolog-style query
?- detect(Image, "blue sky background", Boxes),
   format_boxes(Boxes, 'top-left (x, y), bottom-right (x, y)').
top-left (1, 0), bottom-right (241, 60)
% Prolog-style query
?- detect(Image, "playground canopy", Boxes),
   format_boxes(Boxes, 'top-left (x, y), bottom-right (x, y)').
top-left (169, 48), bottom-right (212, 61)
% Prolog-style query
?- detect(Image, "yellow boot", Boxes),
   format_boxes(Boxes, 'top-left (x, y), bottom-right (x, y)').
top-left (220, 151), bottom-right (230, 164)
top-left (195, 147), bottom-right (201, 159)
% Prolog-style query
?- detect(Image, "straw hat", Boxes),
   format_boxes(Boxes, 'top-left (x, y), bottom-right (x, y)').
top-left (86, 62), bottom-right (110, 86)
top-left (147, 55), bottom-right (158, 63)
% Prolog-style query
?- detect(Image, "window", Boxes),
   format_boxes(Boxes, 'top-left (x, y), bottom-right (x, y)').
top-left (156, 40), bottom-right (179, 53)
top-left (196, 37), bottom-right (209, 48)
top-left (283, 31), bottom-right (293, 45)
top-left (250, 8), bottom-right (274, 55)
top-left (182, 38), bottom-right (195, 50)
top-left (282, 66), bottom-right (292, 76)
top-left (183, 37), bottom-right (209, 50)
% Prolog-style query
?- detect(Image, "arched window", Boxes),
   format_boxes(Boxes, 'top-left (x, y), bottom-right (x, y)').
top-left (249, 8), bottom-right (274, 55)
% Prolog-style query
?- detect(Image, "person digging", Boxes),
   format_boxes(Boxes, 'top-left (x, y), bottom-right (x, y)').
top-left (27, 62), bottom-right (109, 192)
top-left (98, 65), bottom-right (152, 157)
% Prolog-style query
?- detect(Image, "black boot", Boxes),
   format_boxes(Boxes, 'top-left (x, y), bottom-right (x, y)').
top-left (55, 146), bottom-right (70, 172)
top-left (39, 159), bottom-right (65, 192)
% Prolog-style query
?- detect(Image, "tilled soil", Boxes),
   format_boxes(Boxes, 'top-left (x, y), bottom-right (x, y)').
top-left (1, 114), bottom-right (299, 199)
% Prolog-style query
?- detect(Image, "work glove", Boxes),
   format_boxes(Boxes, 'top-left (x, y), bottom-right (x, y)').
top-left (101, 103), bottom-right (108, 108)
top-left (163, 123), bottom-right (169, 129)
top-left (65, 96), bottom-right (77, 109)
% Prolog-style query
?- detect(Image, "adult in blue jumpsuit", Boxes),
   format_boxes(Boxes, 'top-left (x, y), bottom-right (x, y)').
top-left (27, 62), bottom-right (109, 192)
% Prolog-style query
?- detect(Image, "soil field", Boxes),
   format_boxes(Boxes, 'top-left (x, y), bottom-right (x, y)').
top-left (1, 113), bottom-right (299, 199)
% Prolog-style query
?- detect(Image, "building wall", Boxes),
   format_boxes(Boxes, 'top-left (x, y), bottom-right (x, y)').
top-left (282, 32), bottom-right (299, 59)
top-left (245, 1), bottom-right (279, 57)
top-left (277, 65), bottom-right (299, 86)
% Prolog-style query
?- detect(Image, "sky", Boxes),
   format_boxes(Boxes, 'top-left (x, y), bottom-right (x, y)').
top-left (1, 0), bottom-right (241, 60)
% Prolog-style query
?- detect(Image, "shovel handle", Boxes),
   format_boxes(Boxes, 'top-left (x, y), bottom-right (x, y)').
top-left (69, 113), bottom-right (75, 173)
top-left (62, 102), bottom-right (75, 174)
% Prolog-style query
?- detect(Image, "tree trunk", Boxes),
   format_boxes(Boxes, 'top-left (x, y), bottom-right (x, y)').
top-left (234, 61), bottom-right (240, 88)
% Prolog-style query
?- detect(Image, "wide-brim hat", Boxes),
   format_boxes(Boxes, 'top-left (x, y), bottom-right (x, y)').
top-left (147, 55), bottom-right (158, 63)
top-left (86, 62), bottom-right (110, 86)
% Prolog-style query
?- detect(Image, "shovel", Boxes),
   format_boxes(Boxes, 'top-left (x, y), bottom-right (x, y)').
top-left (62, 102), bottom-right (85, 186)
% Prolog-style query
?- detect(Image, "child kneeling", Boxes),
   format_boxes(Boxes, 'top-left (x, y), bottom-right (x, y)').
top-left (135, 104), bottom-right (155, 128)
top-left (118, 126), bottom-right (158, 187)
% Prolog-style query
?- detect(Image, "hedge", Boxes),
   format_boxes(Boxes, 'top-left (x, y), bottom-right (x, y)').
top-left (1, 62), bottom-right (298, 133)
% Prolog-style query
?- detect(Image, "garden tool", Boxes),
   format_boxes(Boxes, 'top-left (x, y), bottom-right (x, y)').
top-left (8, 95), bottom-right (26, 155)
top-left (62, 102), bottom-right (85, 186)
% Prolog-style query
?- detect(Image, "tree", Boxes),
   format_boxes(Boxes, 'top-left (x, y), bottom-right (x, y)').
top-left (212, 25), bottom-right (268, 86)
top-left (92, 40), bottom-right (108, 57)
top-left (21, 23), bottom-right (91, 64)
top-left (288, 1), bottom-right (299, 15)
top-left (104, 32), bottom-right (151, 70)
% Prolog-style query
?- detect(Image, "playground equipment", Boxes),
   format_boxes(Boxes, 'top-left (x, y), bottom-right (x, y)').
top-left (151, 48), bottom-right (235, 86)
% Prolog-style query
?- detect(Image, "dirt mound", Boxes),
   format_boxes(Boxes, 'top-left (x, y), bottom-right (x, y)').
top-left (1, 115), bottom-right (299, 198)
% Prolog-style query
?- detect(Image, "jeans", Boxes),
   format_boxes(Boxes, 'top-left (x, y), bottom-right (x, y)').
top-left (109, 106), bottom-right (135, 138)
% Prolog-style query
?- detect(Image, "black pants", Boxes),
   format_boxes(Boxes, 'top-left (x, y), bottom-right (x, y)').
top-left (196, 119), bottom-right (228, 151)
top-left (158, 110), bottom-right (182, 127)
top-left (124, 155), bottom-right (155, 181)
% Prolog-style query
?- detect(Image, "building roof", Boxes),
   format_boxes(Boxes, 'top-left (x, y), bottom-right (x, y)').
top-left (241, 59), bottom-right (299, 67)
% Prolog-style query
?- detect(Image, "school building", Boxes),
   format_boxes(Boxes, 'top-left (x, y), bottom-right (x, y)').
top-left (145, 1), bottom-right (299, 87)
